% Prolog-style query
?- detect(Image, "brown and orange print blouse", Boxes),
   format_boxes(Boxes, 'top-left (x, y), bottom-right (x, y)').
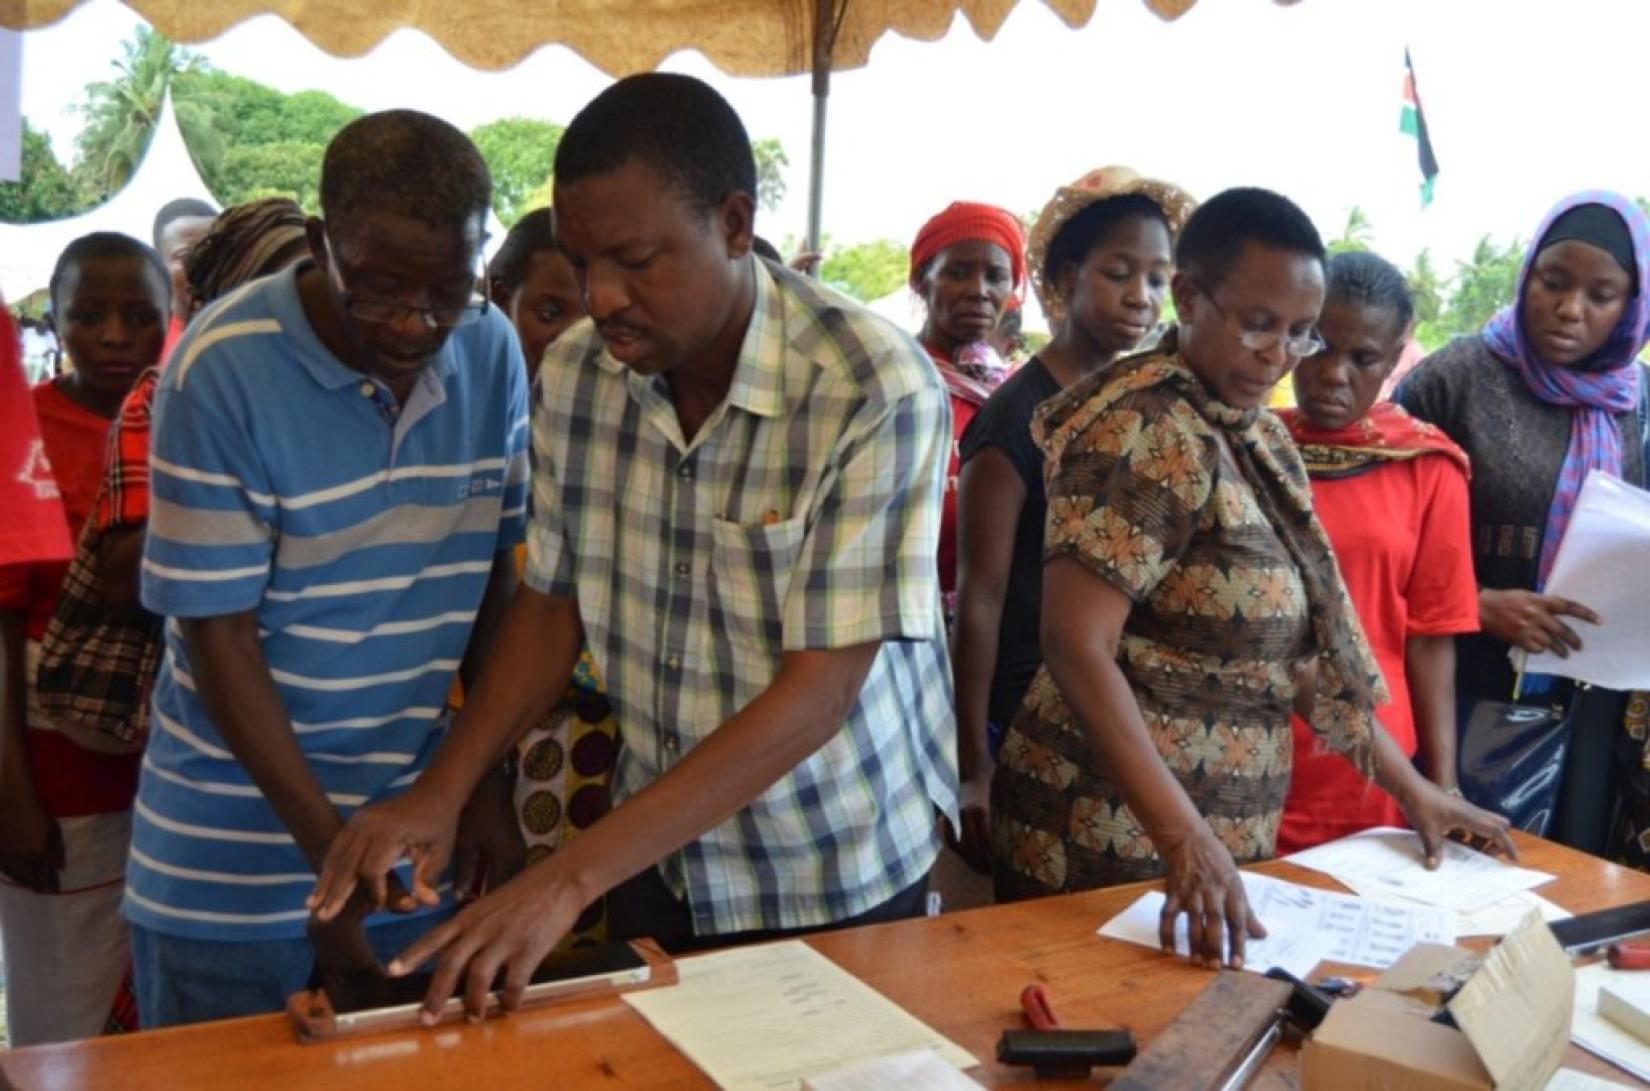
top-left (991, 337), bottom-right (1382, 899)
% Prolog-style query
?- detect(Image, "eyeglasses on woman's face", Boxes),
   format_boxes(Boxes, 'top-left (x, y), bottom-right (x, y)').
top-left (1192, 276), bottom-right (1325, 359)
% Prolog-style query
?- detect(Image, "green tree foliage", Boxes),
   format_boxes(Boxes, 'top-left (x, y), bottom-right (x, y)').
top-left (1407, 248), bottom-right (1446, 346)
top-left (1403, 237), bottom-right (1523, 352)
top-left (173, 69), bottom-right (358, 212)
top-left (177, 72), bottom-right (359, 147)
top-left (1328, 206), bottom-right (1374, 255)
top-left (1303, 206), bottom-right (1529, 353)
top-left (68, 28), bottom-right (362, 214)
top-left (74, 27), bottom-right (226, 202)
top-left (1442, 236), bottom-right (1523, 342)
top-left (469, 117), bottom-right (563, 227)
top-left (752, 137), bottom-right (788, 213)
top-left (522, 175), bottom-right (557, 218)
top-left (211, 142), bottom-right (328, 212)
top-left (819, 238), bottom-right (907, 302)
top-left (0, 122), bottom-right (82, 222)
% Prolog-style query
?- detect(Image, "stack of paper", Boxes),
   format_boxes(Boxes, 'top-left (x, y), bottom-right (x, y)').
top-left (1097, 870), bottom-right (1455, 977)
top-left (1286, 827), bottom-right (1555, 913)
top-left (622, 940), bottom-right (977, 1091)
top-left (1572, 962), bottom-right (1650, 1084)
top-left (1598, 978), bottom-right (1650, 1044)
top-left (1526, 471), bottom-right (1650, 690)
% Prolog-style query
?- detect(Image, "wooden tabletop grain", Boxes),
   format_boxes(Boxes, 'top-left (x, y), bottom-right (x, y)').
top-left (4, 831), bottom-right (1646, 1089)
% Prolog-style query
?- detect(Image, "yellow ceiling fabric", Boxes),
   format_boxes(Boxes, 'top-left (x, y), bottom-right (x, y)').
top-left (1, 0), bottom-right (1299, 75)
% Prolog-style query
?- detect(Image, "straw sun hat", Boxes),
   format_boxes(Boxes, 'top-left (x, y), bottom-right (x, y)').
top-left (1026, 166), bottom-right (1198, 327)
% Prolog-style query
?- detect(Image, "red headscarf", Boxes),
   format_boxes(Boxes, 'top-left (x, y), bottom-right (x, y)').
top-left (908, 202), bottom-right (1027, 298)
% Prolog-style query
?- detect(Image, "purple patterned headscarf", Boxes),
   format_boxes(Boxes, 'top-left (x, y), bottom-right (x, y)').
top-left (1482, 190), bottom-right (1650, 585)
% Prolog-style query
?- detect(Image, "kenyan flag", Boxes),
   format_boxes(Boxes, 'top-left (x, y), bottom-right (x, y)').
top-left (1400, 49), bottom-right (1439, 207)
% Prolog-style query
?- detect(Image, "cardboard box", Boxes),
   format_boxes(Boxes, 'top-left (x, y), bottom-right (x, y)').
top-left (1302, 912), bottom-right (1574, 1091)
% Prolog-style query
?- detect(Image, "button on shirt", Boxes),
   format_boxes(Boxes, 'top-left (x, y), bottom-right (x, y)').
top-left (130, 265), bottom-right (529, 941)
top-left (526, 260), bottom-right (958, 936)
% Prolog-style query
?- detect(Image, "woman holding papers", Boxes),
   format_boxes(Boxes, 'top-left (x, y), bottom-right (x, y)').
top-left (1275, 252), bottom-right (1479, 852)
top-left (989, 188), bottom-right (1513, 969)
top-left (1398, 192), bottom-right (1650, 854)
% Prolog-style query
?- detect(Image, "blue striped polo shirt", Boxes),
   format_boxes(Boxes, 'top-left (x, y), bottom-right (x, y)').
top-left (127, 264), bottom-right (529, 941)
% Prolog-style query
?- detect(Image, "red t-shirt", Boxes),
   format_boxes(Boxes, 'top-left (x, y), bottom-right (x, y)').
top-left (1277, 454), bottom-right (1480, 853)
top-left (0, 313), bottom-right (72, 568)
top-left (0, 380), bottom-right (143, 817)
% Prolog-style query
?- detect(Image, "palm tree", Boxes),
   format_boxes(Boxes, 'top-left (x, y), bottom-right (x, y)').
top-left (73, 28), bottom-right (225, 203)
top-left (1327, 206), bottom-right (1374, 255)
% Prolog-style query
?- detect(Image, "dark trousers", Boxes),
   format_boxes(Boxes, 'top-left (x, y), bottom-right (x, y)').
top-left (607, 867), bottom-right (930, 955)
top-left (1551, 685), bottom-right (1628, 855)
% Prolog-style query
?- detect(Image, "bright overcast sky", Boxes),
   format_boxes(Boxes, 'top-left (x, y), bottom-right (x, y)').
top-left (15, 0), bottom-right (1650, 270)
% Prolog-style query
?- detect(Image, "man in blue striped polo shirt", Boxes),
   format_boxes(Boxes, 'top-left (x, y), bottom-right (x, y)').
top-left (129, 110), bottom-right (529, 1027)
top-left (313, 75), bottom-right (960, 1022)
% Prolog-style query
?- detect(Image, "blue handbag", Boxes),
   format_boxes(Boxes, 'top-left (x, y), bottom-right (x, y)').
top-left (1458, 699), bottom-right (1570, 836)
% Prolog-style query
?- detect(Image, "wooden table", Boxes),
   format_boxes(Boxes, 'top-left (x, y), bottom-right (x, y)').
top-left (5, 832), bottom-right (1648, 1089)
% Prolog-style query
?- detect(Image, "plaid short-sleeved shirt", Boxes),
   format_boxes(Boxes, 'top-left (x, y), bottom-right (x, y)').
top-left (526, 260), bottom-right (958, 936)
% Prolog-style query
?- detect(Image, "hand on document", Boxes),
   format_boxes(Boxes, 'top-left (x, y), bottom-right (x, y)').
top-left (1396, 781), bottom-right (1519, 868)
top-left (1286, 827), bottom-right (1553, 914)
top-left (1158, 826), bottom-right (1267, 970)
top-left (1097, 871), bottom-right (1455, 977)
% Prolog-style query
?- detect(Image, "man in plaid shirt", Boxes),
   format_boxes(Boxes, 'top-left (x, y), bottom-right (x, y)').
top-left (314, 74), bottom-right (959, 1015)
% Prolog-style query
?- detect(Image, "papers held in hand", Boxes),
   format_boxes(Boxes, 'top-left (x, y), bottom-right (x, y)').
top-left (1524, 472), bottom-right (1650, 690)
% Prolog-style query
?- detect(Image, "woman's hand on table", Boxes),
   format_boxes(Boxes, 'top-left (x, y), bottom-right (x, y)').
top-left (1479, 588), bottom-right (1600, 658)
top-left (308, 785), bottom-right (461, 921)
top-left (387, 859), bottom-right (583, 1024)
top-left (1399, 781), bottom-right (1518, 866)
top-left (1158, 826), bottom-right (1266, 970)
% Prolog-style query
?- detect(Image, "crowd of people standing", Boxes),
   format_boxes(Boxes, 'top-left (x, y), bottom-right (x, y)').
top-left (1, 70), bottom-right (1645, 1043)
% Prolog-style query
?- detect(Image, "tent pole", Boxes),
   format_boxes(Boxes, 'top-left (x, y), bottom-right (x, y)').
top-left (804, 0), bottom-right (840, 270)
top-left (805, 76), bottom-right (827, 261)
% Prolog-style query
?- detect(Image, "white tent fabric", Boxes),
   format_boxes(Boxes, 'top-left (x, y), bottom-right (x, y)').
top-left (0, 93), bottom-right (216, 301)
top-left (866, 283), bottom-right (1051, 338)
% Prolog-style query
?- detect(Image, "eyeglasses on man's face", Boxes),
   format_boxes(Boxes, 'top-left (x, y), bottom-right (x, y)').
top-left (326, 241), bottom-right (490, 330)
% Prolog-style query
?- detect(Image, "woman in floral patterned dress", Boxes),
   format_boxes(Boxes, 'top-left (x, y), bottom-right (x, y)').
top-left (989, 188), bottom-right (1513, 968)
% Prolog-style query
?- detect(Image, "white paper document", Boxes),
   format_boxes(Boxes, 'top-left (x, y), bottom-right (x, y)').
top-left (1285, 826), bottom-right (1554, 913)
top-left (802, 1049), bottom-right (985, 1091)
top-left (1572, 962), bottom-right (1650, 1085)
top-left (1097, 870), bottom-right (1454, 975)
top-left (1545, 1066), bottom-right (1634, 1089)
top-left (1526, 472), bottom-right (1650, 690)
top-left (622, 940), bottom-right (977, 1091)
